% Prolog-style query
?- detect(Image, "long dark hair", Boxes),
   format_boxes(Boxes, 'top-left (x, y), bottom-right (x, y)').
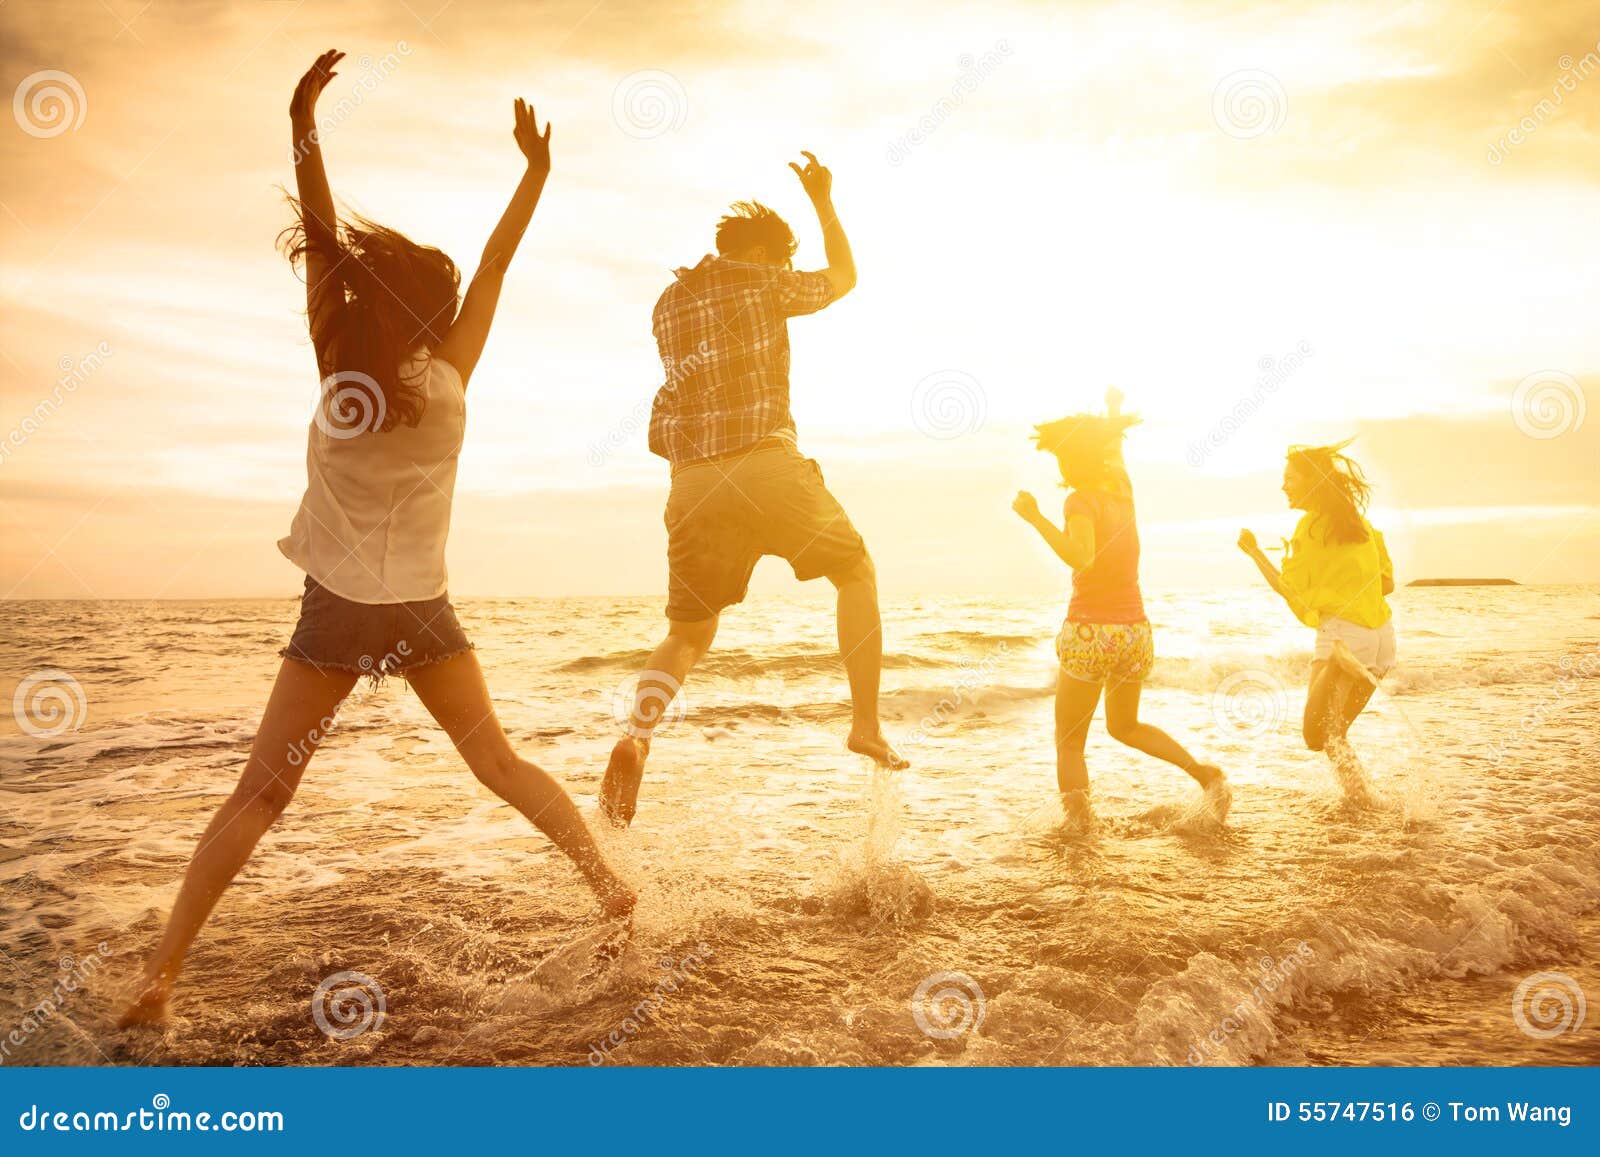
top-left (1032, 411), bottom-right (1138, 491)
top-left (1288, 440), bottom-right (1372, 544)
top-left (279, 197), bottom-right (461, 432)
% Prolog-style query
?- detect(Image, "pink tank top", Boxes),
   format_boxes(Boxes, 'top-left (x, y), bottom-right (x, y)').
top-left (1064, 487), bottom-right (1146, 624)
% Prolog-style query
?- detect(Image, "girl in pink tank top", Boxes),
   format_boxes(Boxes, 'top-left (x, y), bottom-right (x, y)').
top-left (1012, 390), bottom-right (1230, 830)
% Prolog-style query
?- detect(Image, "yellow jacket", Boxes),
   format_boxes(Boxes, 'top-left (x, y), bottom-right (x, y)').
top-left (1280, 512), bottom-right (1393, 629)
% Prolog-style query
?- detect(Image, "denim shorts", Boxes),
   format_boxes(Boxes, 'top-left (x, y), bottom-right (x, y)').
top-left (281, 576), bottom-right (473, 679)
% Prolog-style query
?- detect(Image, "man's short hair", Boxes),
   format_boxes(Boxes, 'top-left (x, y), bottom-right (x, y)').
top-left (715, 201), bottom-right (797, 260)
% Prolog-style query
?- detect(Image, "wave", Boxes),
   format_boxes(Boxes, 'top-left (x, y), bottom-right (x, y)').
top-left (1126, 841), bottom-right (1599, 1066)
top-left (556, 647), bottom-right (949, 679)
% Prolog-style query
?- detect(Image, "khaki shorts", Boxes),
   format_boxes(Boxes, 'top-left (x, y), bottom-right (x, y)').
top-left (665, 439), bottom-right (867, 622)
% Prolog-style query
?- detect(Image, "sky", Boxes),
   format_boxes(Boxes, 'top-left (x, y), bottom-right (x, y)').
top-left (2, 0), bottom-right (1597, 600)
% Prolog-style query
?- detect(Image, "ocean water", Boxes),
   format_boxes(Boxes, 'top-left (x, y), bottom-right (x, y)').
top-left (1, 585), bottom-right (1597, 1067)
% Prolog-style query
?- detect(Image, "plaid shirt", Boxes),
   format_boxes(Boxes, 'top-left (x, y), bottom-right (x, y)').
top-left (648, 255), bottom-right (836, 465)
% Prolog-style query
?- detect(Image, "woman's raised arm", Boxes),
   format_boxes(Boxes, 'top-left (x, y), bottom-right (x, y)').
top-left (289, 49), bottom-right (345, 373)
top-left (435, 98), bottom-right (551, 387)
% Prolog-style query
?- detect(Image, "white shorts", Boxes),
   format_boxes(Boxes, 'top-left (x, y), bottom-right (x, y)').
top-left (1314, 616), bottom-right (1396, 677)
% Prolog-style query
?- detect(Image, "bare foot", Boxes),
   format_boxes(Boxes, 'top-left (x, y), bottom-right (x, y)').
top-left (117, 975), bottom-right (172, 1028)
top-left (847, 729), bottom-right (908, 769)
top-left (1060, 789), bottom-right (1094, 832)
top-left (602, 882), bottom-right (637, 922)
top-left (599, 737), bottom-right (647, 828)
top-left (1193, 764), bottom-right (1233, 823)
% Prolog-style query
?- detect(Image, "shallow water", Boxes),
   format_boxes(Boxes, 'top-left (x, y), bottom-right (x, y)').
top-left (1, 585), bottom-right (1597, 1066)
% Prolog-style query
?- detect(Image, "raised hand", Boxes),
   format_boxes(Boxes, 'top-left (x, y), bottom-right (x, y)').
top-left (1013, 491), bottom-right (1041, 521)
top-left (788, 150), bottom-right (833, 203)
top-left (1237, 528), bottom-right (1260, 555)
top-left (290, 49), bottom-right (344, 126)
top-left (513, 98), bottom-right (552, 176)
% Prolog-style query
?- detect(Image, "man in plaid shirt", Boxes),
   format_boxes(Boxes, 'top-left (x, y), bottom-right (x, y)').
top-left (602, 153), bottom-right (906, 829)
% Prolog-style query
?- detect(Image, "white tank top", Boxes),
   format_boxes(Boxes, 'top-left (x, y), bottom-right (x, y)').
top-left (278, 353), bottom-right (465, 605)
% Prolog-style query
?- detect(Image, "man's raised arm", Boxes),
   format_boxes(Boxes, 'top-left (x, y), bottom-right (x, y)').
top-left (789, 151), bottom-right (856, 298)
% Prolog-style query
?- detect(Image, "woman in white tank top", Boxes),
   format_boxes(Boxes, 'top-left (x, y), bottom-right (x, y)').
top-left (122, 52), bottom-right (633, 1026)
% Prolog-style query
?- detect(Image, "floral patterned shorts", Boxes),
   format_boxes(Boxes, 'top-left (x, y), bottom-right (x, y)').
top-left (1055, 619), bottom-right (1155, 686)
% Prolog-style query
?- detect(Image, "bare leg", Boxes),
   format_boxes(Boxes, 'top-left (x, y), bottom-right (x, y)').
top-left (405, 652), bottom-right (634, 917)
top-left (829, 555), bottom-right (906, 768)
top-left (599, 615), bottom-right (718, 828)
top-left (1055, 674), bottom-right (1101, 825)
top-left (1305, 660), bottom-right (1377, 799)
top-left (1103, 680), bottom-right (1221, 786)
top-left (119, 659), bottom-right (358, 1025)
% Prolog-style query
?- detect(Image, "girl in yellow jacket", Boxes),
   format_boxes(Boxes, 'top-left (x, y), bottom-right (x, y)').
top-left (1237, 441), bottom-right (1395, 800)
